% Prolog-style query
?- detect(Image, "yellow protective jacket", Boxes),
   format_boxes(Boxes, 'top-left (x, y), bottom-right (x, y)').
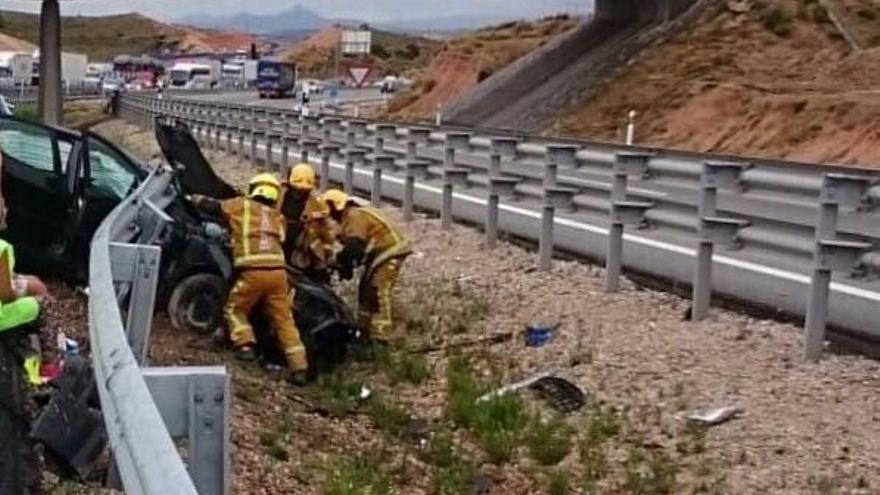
top-left (338, 206), bottom-right (411, 277)
top-left (193, 195), bottom-right (287, 269)
top-left (279, 188), bottom-right (337, 270)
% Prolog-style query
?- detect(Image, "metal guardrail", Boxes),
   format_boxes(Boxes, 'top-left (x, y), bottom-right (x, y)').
top-left (89, 164), bottom-right (230, 493)
top-left (120, 93), bottom-right (880, 359)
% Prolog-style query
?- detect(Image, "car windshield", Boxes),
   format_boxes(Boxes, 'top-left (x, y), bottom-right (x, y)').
top-left (87, 137), bottom-right (138, 199)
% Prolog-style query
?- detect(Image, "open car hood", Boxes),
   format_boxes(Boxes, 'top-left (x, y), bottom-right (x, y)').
top-left (154, 119), bottom-right (238, 200)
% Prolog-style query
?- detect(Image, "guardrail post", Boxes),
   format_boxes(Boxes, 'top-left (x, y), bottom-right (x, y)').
top-left (344, 150), bottom-right (365, 194)
top-left (347, 120), bottom-right (367, 149)
top-left (236, 128), bottom-right (245, 157)
top-left (143, 367), bottom-right (231, 495)
top-left (250, 130), bottom-right (259, 168)
top-left (301, 139), bottom-right (319, 164)
top-left (320, 145), bottom-right (340, 192)
top-left (265, 133), bottom-right (277, 169)
top-left (691, 162), bottom-right (750, 321)
top-left (539, 187), bottom-right (576, 271)
top-left (110, 242), bottom-right (162, 364)
top-left (486, 177), bottom-right (519, 248)
top-left (371, 155), bottom-right (395, 204)
top-left (804, 173), bottom-right (874, 360)
top-left (441, 168), bottom-right (469, 230)
top-left (404, 161), bottom-right (430, 222)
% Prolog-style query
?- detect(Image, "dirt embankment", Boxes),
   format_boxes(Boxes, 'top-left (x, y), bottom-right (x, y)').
top-left (81, 119), bottom-right (880, 494)
top-left (551, 0), bottom-right (880, 168)
top-left (386, 16), bottom-right (578, 119)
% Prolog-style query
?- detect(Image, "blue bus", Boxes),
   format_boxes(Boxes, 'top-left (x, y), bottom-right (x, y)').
top-left (256, 60), bottom-right (296, 99)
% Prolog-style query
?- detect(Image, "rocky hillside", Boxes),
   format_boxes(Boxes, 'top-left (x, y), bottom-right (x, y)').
top-left (0, 10), bottom-right (261, 61)
top-left (551, 0), bottom-right (880, 168)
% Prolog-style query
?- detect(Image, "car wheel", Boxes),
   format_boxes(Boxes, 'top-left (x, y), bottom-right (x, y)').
top-left (167, 273), bottom-right (227, 334)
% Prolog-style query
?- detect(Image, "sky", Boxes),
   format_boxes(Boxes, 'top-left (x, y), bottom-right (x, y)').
top-left (0, 0), bottom-right (590, 22)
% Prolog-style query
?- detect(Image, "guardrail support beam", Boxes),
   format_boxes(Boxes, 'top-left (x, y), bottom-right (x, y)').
top-left (143, 367), bottom-right (231, 495)
top-left (110, 242), bottom-right (161, 365)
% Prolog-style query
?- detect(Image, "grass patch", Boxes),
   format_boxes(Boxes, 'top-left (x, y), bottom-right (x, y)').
top-left (525, 416), bottom-right (574, 466)
top-left (763, 6), bottom-right (795, 37)
top-left (547, 468), bottom-right (571, 495)
top-left (322, 454), bottom-right (393, 495)
top-left (259, 423), bottom-right (291, 462)
top-left (312, 371), bottom-right (363, 416)
top-left (367, 394), bottom-right (411, 439)
top-left (384, 351), bottom-right (432, 385)
top-left (424, 431), bottom-right (477, 495)
top-left (622, 446), bottom-right (679, 495)
top-left (398, 279), bottom-right (490, 338)
top-left (445, 354), bottom-right (529, 464)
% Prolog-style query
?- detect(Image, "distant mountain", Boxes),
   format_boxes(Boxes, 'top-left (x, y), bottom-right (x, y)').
top-left (180, 5), bottom-right (331, 34)
top-left (380, 13), bottom-right (552, 33)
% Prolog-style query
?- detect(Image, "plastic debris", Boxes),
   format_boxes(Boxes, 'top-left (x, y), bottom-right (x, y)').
top-left (687, 406), bottom-right (742, 426)
top-left (477, 370), bottom-right (555, 403)
top-left (357, 384), bottom-right (372, 401)
top-left (23, 356), bottom-right (44, 385)
top-left (524, 324), bottom-right (558, 347)
top-left (529, 376), bottom-right (586, 413)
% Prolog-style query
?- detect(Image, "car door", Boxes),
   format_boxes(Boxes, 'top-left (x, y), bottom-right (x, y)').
top-left (65, 133), bottom-right (144, 270)
top-left (0, 117), bottom-right (78, 271)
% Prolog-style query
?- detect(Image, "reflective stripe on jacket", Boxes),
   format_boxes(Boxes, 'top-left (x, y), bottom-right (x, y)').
top-left (221, 197), bottom-right (287, 269)
top-left (340, 206), bottom-right (411, 275)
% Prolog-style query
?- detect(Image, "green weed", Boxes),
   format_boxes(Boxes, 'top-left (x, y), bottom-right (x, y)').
top-left (622, 447), bottom-right (679, 495)
top-left (547, 468), bottom-right (570, 495)
top-left (525, 416), bottom-right (574, 466)
top-left (322, 454), bottom-right (393, 495)
top-left (367, 395), bottom-right (411, 439)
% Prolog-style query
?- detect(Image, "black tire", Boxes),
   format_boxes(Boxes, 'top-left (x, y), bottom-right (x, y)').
top-left (0, 335), bottom-right (41, 494)
top-left (167, 273), bottom-right (227, 334)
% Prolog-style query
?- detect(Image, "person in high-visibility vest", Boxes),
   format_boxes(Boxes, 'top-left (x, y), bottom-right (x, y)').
top-left (320, 190), bottom-right (411, 344)
top-left (279, 164), bottom-right (336, 280)
top-left (191, 173), bottom-right (309, 385)
top-left (0, 239), bottom-right (41, 334)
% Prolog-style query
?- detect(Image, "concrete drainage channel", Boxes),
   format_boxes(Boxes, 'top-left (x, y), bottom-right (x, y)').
top-left (119, 94), bottom-right (880, 357)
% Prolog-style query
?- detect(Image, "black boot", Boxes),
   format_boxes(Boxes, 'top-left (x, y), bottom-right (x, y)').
top-left (234, 345), bottom-right (257, 362)
top-left (287, 370), bottom-right (309, 387)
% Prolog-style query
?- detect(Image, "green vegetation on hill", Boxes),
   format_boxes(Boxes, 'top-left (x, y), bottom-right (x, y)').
top-left (0, 10), bottom-right (189, 61)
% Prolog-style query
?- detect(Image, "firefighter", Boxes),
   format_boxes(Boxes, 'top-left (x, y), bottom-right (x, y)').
top-left (279, 163), bottom-right (336, 280)
top-left (190, 173), bottom-right (309, 385)
top-left (320, 189), bottom-right (411, 344)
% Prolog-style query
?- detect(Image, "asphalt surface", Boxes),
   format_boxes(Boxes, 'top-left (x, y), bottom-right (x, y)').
top-left (184, 88), bottom-right (386, 111)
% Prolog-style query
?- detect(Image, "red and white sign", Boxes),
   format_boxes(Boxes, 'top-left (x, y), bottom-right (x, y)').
top-left (347, 66), bottom-right (372, 88)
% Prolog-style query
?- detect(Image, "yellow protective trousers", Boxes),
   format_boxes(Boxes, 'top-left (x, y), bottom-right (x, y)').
top-left (224, 268), bottom-right (308, 371)
top-left (358, 257), bottom-right (405, 343)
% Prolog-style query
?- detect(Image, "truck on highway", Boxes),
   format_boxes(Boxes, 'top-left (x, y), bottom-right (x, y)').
top-left (169, 60), bottom-right (222, 90)
top-left (0, 52), bottom-right (33, 85)
top-left (256, 60), bottom-right (296, 99)
top-left (30, 51), bottom-right (88, 86)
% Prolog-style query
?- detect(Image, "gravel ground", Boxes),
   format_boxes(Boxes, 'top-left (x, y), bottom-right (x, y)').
top-left (93, 119), bottom-right (880, 494)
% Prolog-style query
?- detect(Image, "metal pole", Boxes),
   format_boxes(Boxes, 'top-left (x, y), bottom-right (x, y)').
top-left (489, 153), bottom-right (501, 177)
top-left (611, 172), bottom-right (627, 202)
top-left (300, 149), bottom-right (309, 164)
top-left (444, 147), bottom-right (454, 170)
top-left (250, 132), bottom-right (258, 168)
top-left (38, 0), bottom-right (62, 125)
top-left (237, 132), bottom-right (245, 157)
top-left (691, 239), bottom-right (713, 321)
top-left (371, 168), bottom-right (382, 204)
top-left (282, 140), bottom-right (291, 170)
top-left (320, 151), bottom-right (331, 192)
top-left (441, 183), bottom-right (453, 230)
top-left (486, 194), bottom-right (499, 249)
top-left (804, 268), bottom-right (832, 361)
top-left (374, 136), bottom-right (384, 155)
top-left (406, 141), bottom-right (417, 162)
top-left (539, 204), bottom-right (554, 271)
top-left (265, 136), bottom-right (273, 169)
top-left (344, 159), bottom-right (354, 194)
top-left (403, 175), bottom-right (415, 222)
top-left (605, 222), bottom-right (624, 292)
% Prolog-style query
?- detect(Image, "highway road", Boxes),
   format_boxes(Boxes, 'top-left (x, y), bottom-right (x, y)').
top-left (183, 88), bottom-right (386, 111)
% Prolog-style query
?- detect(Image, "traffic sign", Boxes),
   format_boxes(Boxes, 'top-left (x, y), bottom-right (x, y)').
top-left (347, 66), bottom-right (372, 88)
